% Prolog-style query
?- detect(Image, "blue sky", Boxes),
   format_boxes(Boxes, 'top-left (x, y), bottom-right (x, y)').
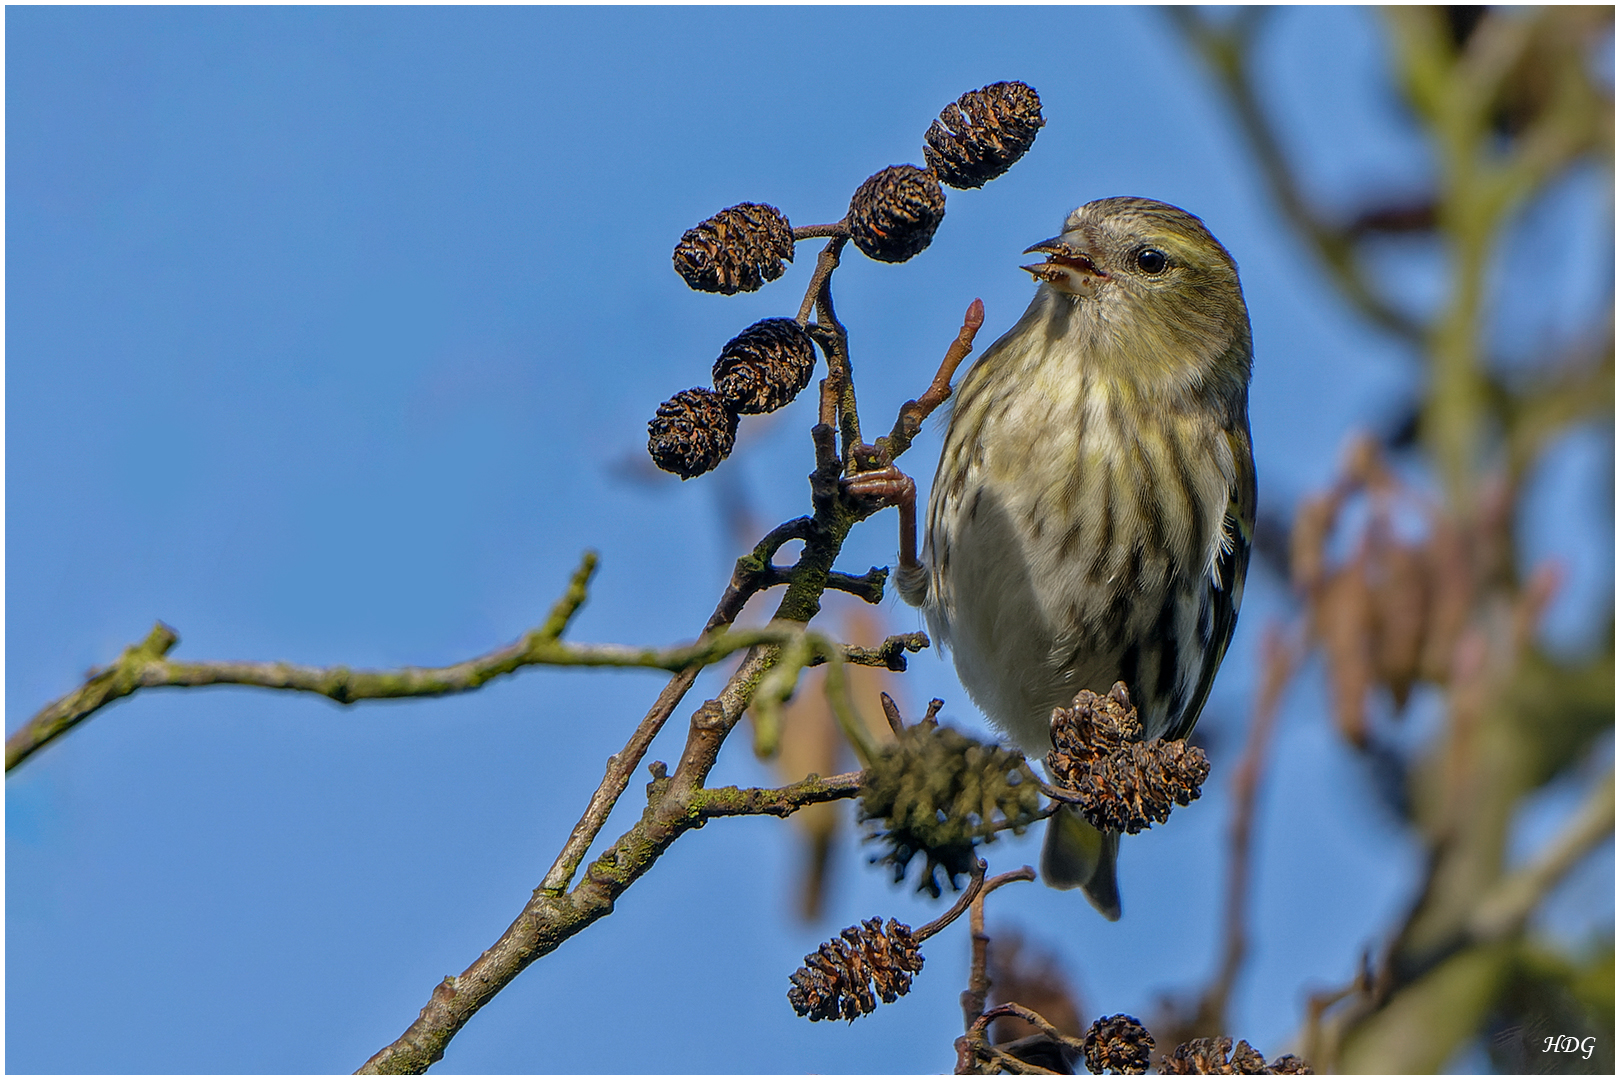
top-left (7, 6), bottom-right (1611, 1073)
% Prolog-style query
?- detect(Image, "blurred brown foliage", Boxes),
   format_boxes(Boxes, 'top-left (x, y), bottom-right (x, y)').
top-left (1169, 6), bottom-right (1614, 1073)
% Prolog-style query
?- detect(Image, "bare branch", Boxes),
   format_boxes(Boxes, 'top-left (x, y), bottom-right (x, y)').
top-left (8, 553), bottom-right (597, 771)
top-left (797, 235), bottom-right (847, 326)
top-left (877, 298), bottom-right (987, 463)
top-left (880, 691), bottom-right (907, 735)
top-left (763, 562), bottom-right (891, 604)
top-left (835, 632), bottom-right (931, 672)
top-left (1166, 7), bottom-right (1424, 342)
top-left (915, 859), bottom-right (989, 942)
top-left (694, 770), bottom-right (865, 820)
top-left (362, 427), bottom-right (899, 1068)
top-left (1466, 768), bottom-right (1615, 942)
top-left (792, 220), bottom-right (850, 241)
top-left (538, 518), bottom-right (828, 896)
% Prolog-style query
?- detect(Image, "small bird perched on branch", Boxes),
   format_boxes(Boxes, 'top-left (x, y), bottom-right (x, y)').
top-left (894, 197), bottom-right (1256, 918)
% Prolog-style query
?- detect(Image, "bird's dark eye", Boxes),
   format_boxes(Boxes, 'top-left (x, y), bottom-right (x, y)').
top-left (1135, 248), bottom-right (1168, 274)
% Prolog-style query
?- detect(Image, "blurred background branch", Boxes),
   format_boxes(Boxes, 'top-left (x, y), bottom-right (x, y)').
top-left (1173, 5), bottom-right (1613, 1073)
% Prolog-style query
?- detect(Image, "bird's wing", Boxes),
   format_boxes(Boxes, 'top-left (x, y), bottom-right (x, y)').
top-left (1163, 425), bottom-right (1256, 743)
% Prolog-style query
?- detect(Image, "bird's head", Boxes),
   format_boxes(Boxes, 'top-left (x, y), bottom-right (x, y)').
top-left (1021, 197), bottom-right (1252, 393)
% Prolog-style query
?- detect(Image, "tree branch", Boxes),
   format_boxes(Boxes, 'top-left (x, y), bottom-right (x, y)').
top-left (1466, 768), bottom-right (1615, 943)
top-left (792, 220), bottom-right (850, 242)
top-left (536, 518), bottom-right (820, 895)
top-left (1166, 6), bottom-right (1425, 343)
top-left (360, 416), bottom-right (904, 1069)
top-left (693, 770), bottom-right (865, 819)
top-left (877, 298), bottom-right (986, 463)
top-left (7, 552), bottom-right (596, 771)
top-left (7, 535), bottom-right (928, 777)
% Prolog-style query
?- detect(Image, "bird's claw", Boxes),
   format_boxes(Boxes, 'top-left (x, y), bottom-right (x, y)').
top-left (841, 464), bottom-right (915, 508)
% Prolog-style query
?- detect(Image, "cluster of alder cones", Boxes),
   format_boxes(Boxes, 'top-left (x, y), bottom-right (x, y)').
top-left (647, 81), bottom-right (1046, 480)
top-left (786, 919), bottom-right (1318, 1075)
top-left (1046, 683), bottom-right (1211, 834)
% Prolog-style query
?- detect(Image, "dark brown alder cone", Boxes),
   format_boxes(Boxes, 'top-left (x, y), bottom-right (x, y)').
top-left (1159, 1036), bottom-right (1314, 1075)
top-left (646, 387), bottom-right (739, 479)
top-left (711, 318), bottom-right (818, 415)
top-left (924, 81), bottom-right (1046, 189)
top-left (671, 202), bottom-right (794, 294)
top-left (847, 164), bottom-right (946, 263)
top-left (787, 917), bottom-right (924, 1022)
top-left (1046, 683), bottom-right (1211, 834)
top-left (1082, 1014), bottom-right (1155, 1075)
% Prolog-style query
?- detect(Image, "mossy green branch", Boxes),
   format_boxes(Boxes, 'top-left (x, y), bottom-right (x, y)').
top-left (692, 770), bottom-right (865, 819)
top-left (1385, 5), bottom-right (1606, 510)
top-left (358, 756), bottom-right (873, 1074)
top-left (5, 552), bottom-right (927, 774)
top-left (5, 621), bottom-right (183, 773)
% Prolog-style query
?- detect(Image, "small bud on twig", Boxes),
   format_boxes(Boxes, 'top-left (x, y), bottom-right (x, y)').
top-left (712, 318), bottom-right (818, 415)
top-left (848, 165), bottom-right (946, 263)
top-left (672, 202), bottom-right (795, 294)
top-left (924, 81), bottom-right (1046, 190)
top-left (647, 387), bottom-right (739, 479)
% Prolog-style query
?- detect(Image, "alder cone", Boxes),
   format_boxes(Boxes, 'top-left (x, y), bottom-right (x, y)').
top-left (858, 721), bottom-right (1041, 898)
top-left (672, 202), bottom-right (794, 295)
top-left (787, 917), bottom-right (924, 1022)
top-left (1046, 684), bottom-right (1209, 835)
top-left (646, 387), bottom-right (738, 479)
top-left (924, 80), bottom-right (1046, 189)
top-left (847, 165), bottom-right (945, 263)
top-left (1159, 1036), bottom-right (1314, 1075)
top-left (712, 318), bottom-right (817, 415)
top-left (1082, 1014), bottom-right (1155, 1076)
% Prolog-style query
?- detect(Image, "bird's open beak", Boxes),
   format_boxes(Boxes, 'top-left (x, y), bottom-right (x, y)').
top-left (1021, 237), bottom-right (1107, 292)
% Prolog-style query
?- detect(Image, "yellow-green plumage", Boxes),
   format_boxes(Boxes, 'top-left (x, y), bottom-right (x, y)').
top-left (899, 197), bottom-right (1256, 919)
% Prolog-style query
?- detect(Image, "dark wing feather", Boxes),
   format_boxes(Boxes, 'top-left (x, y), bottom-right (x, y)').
top-left (1163, 425), bottom-right (1256, 743)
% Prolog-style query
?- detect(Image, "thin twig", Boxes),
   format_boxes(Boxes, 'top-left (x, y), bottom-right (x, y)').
top-left (6, 608), bottom-right (903, 776)
top-left (534, 519), bottom-right (824, 894)
top-left (958, 1001), bottom-right (1080, 1074)
top-left (797, 235), bottom-right (847, 326)
top-left (959, 866), bottom-right (1040, 1029)
top-left (837, 632), bottom-right (931, 672)
top-left (877, 298), bottom-right (986, 464)
top-left (804, 249), bottom-right (864, 468)
top-left (915, 859), bottom-right (988, 942)
top-left (1467, 768), bottom-right (1615, 942)
top-left (7, 554), bottom-right (592, 772)
top-left (972, 1003), bottom-right (1081, 1051)
top-left (763, 563), bottom-right (890, 605)
top-left (880, 692), bottom-right (907, 735)
top-left (362, 413), bottom-right (899, 1069)
top-left (961, 875), bottom-right (994, 1032)
top-left (792, 220), bottom-right (850, 241)
top-left (694, 770), bottom-right (865, 820)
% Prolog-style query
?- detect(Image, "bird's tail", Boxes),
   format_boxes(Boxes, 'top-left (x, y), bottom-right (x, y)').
top-left (1040, 803), bottom-right (1121, 920)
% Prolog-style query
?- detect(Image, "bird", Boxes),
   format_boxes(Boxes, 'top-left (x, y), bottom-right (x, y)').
top-left (896, 196), bottom-right (1256, 919)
